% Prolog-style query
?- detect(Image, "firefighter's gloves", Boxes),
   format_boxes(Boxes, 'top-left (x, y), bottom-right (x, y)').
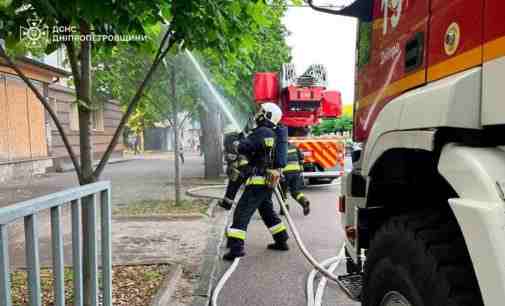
top-left (227, 166), bottom-right (241, 182)
top-left (266, 169), bottom-right (281, 189)
top-left (218, 197), bottom-right (234, 210)
top-left (225, 153), bottom-right (238, 163)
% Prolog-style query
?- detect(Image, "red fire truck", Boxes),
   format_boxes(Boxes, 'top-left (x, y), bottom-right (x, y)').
top-left (253, 64), bottom-right (345, 182)
top-left (309, 0), bottom-right (505, 305)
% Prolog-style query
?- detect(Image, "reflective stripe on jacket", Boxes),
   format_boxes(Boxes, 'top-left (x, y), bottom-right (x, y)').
top-left (245, 176), bottom-right (267, 186)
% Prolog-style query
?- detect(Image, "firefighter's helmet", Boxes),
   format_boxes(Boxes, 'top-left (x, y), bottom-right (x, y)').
top-left (255, 102), bottom-right (282, 126)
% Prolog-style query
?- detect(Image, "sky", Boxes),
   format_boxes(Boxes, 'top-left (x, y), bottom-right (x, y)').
top-left (283, 7), bottom-right (357, 105)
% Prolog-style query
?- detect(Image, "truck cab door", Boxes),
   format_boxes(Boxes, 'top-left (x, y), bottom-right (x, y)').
top-left (354, 0), bottom-right (430, 141)
top-left (427, 0), bottom-right (484, 82)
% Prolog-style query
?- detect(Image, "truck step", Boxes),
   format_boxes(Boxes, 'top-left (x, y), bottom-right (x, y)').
top-left (337, 273), bottom-right (362, 302)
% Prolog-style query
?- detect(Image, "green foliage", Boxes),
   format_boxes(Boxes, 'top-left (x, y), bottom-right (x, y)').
top-left (0, 0), bottom-right (291, 113)
top-left (0, 0), bottom-right (293, 180)
top-left (93, 0), bottom-right (291, 132)
top-left (357, 21), bottom-right (372, 68)
top-left (0, 0), bottom-right (12, 8)
top-left (201, 0), bottom-right (291, 114)
top-left (311, 115), bottom-right (353, 136)
top-left (0, 0), bottom-right (170, 56)
top-left (93, 45), bottom-right (200, 133)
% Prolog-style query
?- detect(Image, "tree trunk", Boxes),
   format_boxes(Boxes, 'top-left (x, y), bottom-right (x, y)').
top-left (217, 112), bottom-right (224, 173)
top-left (198, 106), bottom-right (208, 158)
top-left (171, 68), bottom-right (182, 205)
top-left (139, 128), bottom-right (145, 153)
top-left (77, 23), bottom-right (99, 306)
top-left (199, 103), bottom-right (222, 179)
top-left (77, 32), bottom-right (94, 184)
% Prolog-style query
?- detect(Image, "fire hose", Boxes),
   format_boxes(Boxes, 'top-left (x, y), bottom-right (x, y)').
top-left (186, 184), bottom-right (347, 306)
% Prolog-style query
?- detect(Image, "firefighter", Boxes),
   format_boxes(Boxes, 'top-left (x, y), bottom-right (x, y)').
top-left (223, 102), bottom-right (289, 261)
top-left (219, 123), bottom-right (287, 209)
top-left (218, 127), bottom-right (254, 210)
top-left (280, 142), bottom-right (310, 216)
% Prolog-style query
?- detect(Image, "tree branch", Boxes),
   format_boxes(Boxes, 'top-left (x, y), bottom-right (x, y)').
top-left (0, 44), bottom-right (82, 179)
top-left (179, 107), bottom-right (196, 128)
top-left (93, 32), bottom-right (176, 178)
top-left (153, 28), bottom-right (172, 64)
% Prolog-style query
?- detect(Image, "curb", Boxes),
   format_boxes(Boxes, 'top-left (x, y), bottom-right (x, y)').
top-left (191, 201), bottom-right (231, 306)
top-left (112, 214), bottom-right (204, 222)
top-left (150, 264), bottom-right (183, 306)
top-left (58, 157), bottom-right (137, 173)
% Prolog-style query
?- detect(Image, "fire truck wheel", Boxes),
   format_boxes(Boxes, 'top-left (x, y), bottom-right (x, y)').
top-left (362, 211), bottom-right (483, 306)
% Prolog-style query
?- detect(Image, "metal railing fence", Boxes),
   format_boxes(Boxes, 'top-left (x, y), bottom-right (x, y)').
top-left (0, 181), bottom-right (112, 306)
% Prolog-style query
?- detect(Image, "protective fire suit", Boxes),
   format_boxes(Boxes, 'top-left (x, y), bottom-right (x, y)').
top-left (223, 121), bottom-right (289, 260)
top-left (280, 143), bottom-right (310, 216)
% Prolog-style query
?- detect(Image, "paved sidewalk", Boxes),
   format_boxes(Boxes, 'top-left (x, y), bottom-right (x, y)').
top-left (0, 152), bottom-right (226, 306)
top-left (0, 152), bottom-right (206, 208)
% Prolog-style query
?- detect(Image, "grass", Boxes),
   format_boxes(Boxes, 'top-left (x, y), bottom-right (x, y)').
top-left (11, 265), bottom-right (170, 306)
top-left (112, 199), bottom-right (209, 216)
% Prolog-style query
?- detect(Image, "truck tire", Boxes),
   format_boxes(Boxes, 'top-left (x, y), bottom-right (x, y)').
top-left (362, 211), bottom-right (483, 306)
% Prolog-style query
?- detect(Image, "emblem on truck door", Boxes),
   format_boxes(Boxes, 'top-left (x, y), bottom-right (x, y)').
top-left (444, 22), bottom-right (461, 56)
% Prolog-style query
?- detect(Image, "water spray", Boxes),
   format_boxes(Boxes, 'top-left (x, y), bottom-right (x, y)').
top-left (184, 49), bottom-right (242, 131)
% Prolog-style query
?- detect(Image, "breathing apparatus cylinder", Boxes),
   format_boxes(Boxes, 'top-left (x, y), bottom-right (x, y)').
top-left (274, 124), bottom-right (289, 169)
top-left (223, 132), bottom-right (243, 157)
top-left (265, 124), bottom-right (288, 189)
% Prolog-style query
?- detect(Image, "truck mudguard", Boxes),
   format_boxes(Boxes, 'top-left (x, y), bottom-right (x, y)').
top-left (439, 144), bottom-right (505, 305)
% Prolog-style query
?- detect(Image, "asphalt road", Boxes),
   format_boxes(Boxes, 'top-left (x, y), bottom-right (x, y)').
top-left (216, 182), bottom-right (360, 306)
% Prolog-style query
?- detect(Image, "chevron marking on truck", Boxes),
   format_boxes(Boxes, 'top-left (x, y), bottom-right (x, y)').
top-left (289, 138), bottom-right (344, 170)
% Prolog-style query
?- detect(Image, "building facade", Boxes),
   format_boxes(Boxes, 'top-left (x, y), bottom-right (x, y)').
top-left (0, 57), bottom-right (124, 182)
top-left (48, 84), bottom-right (124, 171)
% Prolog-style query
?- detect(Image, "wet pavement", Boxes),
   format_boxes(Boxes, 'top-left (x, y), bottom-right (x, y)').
top-left (215, 183), bottom-right (360, 306)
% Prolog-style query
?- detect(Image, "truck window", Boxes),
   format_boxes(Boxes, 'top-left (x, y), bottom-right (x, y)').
top-left (357, 21), bottom-right (372, 69)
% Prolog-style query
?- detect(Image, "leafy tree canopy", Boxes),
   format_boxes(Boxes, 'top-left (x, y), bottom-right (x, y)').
top-left (200, 0), bottom-right (292, 115)
top-left (92, 0), bottom-right (293, 133)
top-left (0, 0), bottom-right (296, 182)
